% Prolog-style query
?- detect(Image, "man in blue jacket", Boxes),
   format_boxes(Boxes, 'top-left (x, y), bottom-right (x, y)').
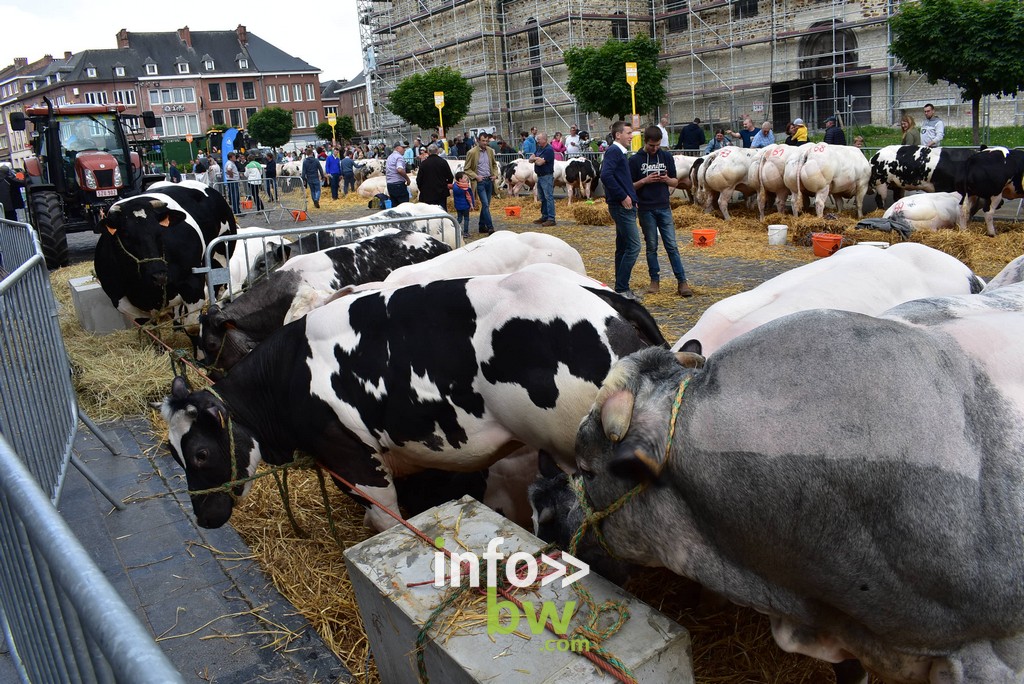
top-left (629, 126), bottom-right (694, 297)
top-left (600, 121), bottom-right (642, 300)
top-left (530, 132), bottom-right (556, 227)
top-left (324, 148), bottom-right (341, 200)
top-left (339, 151), bottom-right (356, 197)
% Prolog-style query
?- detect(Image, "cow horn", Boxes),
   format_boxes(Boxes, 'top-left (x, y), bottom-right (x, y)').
top-left (600, 390), bottom-right (634, 443)
top-left (149, 199), bottom-right (168, 210)
top-left (674, 351), bottom-right (705, 369)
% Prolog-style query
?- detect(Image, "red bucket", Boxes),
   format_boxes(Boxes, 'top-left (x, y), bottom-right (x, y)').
top-left (692, 229), bottom-right (717, 247)
top-left (811, 232), bottom-right (843, 257)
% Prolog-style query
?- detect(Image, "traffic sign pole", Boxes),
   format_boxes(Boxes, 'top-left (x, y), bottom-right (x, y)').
top-left (626, 62), bottom-right (641, 152)
top-left (434, 91), bottom-right (447, 154)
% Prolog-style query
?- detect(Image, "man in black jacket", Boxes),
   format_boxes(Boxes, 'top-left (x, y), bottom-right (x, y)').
top-left (823, 116), bottom-right (847, 145)
top-left (0, 164), bottom-right (27, 221)
top-left (416, 144), bottom-right (454, 211)
top-left (677, 117), bottom-right (706, 152)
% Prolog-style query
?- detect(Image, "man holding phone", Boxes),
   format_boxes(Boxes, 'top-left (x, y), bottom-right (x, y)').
top-left (628, 125), bottom-right (694, 297)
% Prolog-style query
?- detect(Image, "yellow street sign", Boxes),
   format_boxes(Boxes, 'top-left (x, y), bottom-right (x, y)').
top-left (625, 62), bottom-right (638, 86)
top-left (327, 113), bottom-right (337, 126)
top-left (185, 133), bottom-right (193, 143)
top-left (434, 91), bottom-right (445, 109)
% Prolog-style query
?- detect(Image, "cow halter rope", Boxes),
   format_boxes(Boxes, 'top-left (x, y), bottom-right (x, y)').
top-left (570, 375), bottom-right (691, 557)
top-left (170, 379), bottom-right (639, 682)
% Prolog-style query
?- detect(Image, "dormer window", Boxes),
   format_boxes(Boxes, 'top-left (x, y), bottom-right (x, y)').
top-left (238, 58), bottom-right (248, 69)
top-left (115, 66), bottom-right (125, 77)
top-left (86, 67), bottom-right (97, 78)
top-left (177, 62), bottom-right (190, 74)
top-left (146, 63), bottom-right (158, 75)
top-left (204, 59), bottom-right (214, 70)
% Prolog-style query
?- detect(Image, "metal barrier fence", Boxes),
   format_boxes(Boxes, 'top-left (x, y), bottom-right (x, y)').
top-left (0, 218), bottom-right (121, 507)
top-left (200, 211), bottom-right (462, 301)
top-left (213, 177), bottom-right (308, 225)
top-left (0, 433), bottom-right (184, 684)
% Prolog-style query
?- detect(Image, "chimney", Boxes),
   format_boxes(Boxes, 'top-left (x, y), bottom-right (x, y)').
top-left (13, 58), bottom-right (27, 68)
top-left (116, 29), bottom-right (130, 49)
top-left (236, 24), bottom-right (248, 46)
top-left (64, 51), bottom-right (72, 60)
top-left (178, 26), bottom-right (192, 48)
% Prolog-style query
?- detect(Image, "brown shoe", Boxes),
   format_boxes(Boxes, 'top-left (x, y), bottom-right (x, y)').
top-left (533, 218), bottom-right (546, 224)
top-left (677, 281), bottom-right (694, 297)
top-left (541, 220), bottom-right (556, 227)
top-left (644, 281), bottom-right (660, 294)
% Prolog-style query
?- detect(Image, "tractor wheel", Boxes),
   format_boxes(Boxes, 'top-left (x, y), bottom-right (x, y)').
top-left (29, 191), bottom-right (69, 269)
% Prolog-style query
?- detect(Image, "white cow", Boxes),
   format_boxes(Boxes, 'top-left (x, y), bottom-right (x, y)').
top-left (983, 253), bottom-right (1024, 292)
top-left (354, 159), bottom-right (387, 186)
top-left (346, 231), bottom-right (588, 294)
top-left (357, 174), bottom-right (419, 200)
top-left (756, 144), bottom-right (799, 221)
top-left (673, 242), bottom-right (984, 356)
top-left (856, 192), bottom-right (963, 237)
top-left (671, 154), bottom-right (699, 202)
top-left (278, 161), bottom-right (303, 177)
top-left (695, 147), bottom-right (760, 220)
top-left (791, 142), bottom-right (871, 218)
top-left (446, 159), bottom-right (465, 176)
top-left (226, 227), bottom-right (289, 293)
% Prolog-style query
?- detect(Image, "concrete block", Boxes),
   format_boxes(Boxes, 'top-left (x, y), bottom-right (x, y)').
top-left (69, 276), bottom-right (130, 334)
top-left (344, 496), bottom-right (693, 684)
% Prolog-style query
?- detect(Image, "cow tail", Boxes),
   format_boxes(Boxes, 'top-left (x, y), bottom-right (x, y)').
top-left (583, 287), bottom-right (668, 348)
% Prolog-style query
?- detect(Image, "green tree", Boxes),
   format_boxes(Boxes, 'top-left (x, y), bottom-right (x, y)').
top-left (564, 35), bottom-right (668, 121)
top-left (890, 0), bottom-right (1024, 144)
top-left (246, 107), bottom-right (294, 149)
top-left (315, 116), bottom-right (356, 143)
top-left (388, 67), bottom-right (473, 131)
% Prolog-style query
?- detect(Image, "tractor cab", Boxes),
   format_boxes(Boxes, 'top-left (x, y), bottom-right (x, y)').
top-left (9, 98), bottom-right (159, 268)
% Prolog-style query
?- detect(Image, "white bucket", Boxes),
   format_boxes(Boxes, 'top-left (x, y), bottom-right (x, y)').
top-left (859, 241), bottom-right (889, 249)
top-left (767, 224), bottom-right (788, 246)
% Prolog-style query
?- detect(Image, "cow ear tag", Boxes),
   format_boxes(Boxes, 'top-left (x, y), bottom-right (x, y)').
top-left (106, 226), bottom-right (117, 235)
top-left (159, 215), bottom-right (171, 227)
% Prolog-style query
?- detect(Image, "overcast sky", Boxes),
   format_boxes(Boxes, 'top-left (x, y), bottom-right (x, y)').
top-left (2, 1), bottom-right (365, 83)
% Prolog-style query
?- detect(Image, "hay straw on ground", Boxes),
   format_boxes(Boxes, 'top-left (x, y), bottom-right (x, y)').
top-left (50, 191), bottom-right (1024, 684)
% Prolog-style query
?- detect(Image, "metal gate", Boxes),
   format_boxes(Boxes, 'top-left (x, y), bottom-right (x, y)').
top-left (0, 217), bottom-right (121, 505)
top-left (0, 434), bottom-right (183, 683)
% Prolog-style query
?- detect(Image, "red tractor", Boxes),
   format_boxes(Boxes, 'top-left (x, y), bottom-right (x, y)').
top-left (9, 97), bottom-right (162, 268)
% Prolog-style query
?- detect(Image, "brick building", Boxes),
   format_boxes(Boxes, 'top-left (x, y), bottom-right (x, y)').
top-left (1, 25), bottom-right (323, 166)
top-left (358, 0), bottom-right (1022, 143)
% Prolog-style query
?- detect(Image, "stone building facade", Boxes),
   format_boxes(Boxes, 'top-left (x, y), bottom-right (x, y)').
top-left (360, 0), bottom-right (1021, 144)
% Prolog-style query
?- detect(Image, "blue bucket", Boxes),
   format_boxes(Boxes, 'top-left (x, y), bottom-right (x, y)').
top-left (384, 199), bottom-right (393, 209)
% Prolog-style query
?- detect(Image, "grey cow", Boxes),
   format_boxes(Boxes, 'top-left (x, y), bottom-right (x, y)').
top-left (572, 281), bottom-right (1024, 683)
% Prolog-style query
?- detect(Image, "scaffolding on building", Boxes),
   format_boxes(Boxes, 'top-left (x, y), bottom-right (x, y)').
top-left (358, 0), bottom-right (1018, 145)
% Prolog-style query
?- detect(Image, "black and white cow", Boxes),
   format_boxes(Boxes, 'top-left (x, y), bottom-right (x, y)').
top-left (164, 264), bottom-right (667, 531)
top-left (563, 158), bottom-right (599, 204)
top-left (501, 159), bottom-right (538, 201)
top-left (94, 180), bottom-right (236, 322)
top-left (571, 278), bottom-right (1024, 682)
top-left (956, 146), bottom-right (1024, 236)
top-left (198, 228), bottom-right (451, 376)
top-left (868, 145), bottom-right (977, 209)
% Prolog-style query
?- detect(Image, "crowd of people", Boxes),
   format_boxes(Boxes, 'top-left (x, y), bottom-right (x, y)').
top-left (142, 105), bottom-right (946, 299)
